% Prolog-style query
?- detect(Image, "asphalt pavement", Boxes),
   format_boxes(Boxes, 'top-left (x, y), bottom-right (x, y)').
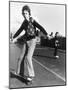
top-left (9, 43), bottom-right (66, 89)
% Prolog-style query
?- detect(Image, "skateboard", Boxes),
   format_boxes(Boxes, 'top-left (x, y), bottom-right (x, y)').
top-left (14, 72), bottom-right (33, 85)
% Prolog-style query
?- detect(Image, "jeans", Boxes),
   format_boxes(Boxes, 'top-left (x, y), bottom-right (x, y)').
top-left (54, 46), bottom-right (58, 56)
top-left (16, 37), bottom-right (37, 77)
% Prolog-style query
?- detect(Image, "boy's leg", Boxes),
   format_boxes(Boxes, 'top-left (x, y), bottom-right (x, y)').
top-left (26, 37), bottom-right (37, 78)
top-left (16, 44), bottom-right (26, 76)
top-left (54, 46), bottom-right (59, 58)
top-left (54, 46), bottom-right (57, 56)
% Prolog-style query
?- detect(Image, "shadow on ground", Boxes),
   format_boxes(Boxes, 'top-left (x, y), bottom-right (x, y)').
top-left (34, 54), bottom-right (56, 59)
top-left (10, 72), bottom-right (29, 85)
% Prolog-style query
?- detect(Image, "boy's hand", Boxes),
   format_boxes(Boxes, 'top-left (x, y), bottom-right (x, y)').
top-left (47, 34), bottom-right (52, 40)
top-left (11, 38), bottom-right (17, 43)
top-left (13, 38), bottom-right (17, 43)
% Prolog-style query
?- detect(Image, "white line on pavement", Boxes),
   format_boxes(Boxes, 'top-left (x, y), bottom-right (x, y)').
top-left (33, 58), bottom-right (65, 82)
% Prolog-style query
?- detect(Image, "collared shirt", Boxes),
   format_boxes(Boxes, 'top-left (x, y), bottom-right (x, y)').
top-left (13, 17), bottom-right (47, 41)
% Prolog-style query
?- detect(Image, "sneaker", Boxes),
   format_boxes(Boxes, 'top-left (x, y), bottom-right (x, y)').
top-left (26, 77), bottom-right (33, 85)
top-left (26, 76), bottom-right (35, 82)
top-left (14, 72), bottom-right (20, 76)
top-left (27, 77), bottom-right (33, 81)
top-left (55, 55), bottom-right (59, 58)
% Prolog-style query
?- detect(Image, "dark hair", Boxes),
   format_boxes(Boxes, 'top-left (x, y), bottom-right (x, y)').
top-left (22, 5), bottom-right (31, 16)
top-left (55, 32), bottom-right (59, 36)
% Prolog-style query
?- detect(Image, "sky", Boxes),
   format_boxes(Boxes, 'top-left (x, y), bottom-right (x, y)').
top-left (10, 2), bottom-right (65, 37)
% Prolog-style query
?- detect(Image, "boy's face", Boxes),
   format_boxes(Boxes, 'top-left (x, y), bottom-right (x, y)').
top-left (56, 33), bottom-right (59, 37)
top-left (23, 10), bottom-right (30, 20)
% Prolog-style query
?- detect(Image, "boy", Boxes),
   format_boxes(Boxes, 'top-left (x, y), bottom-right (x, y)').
top-left (12, 5), bottom-right (48, 82)
top-left (54, 32), bottom-right (60, 58)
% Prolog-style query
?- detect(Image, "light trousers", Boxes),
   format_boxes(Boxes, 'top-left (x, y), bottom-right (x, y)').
top-left (16, 37), bottom-right (37, 77)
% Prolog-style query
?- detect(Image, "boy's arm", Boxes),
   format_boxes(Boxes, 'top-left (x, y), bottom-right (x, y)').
top-left (13, 21), bottom-right (25, 39)
top-left (33, 20), bottom-right (48, 36)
